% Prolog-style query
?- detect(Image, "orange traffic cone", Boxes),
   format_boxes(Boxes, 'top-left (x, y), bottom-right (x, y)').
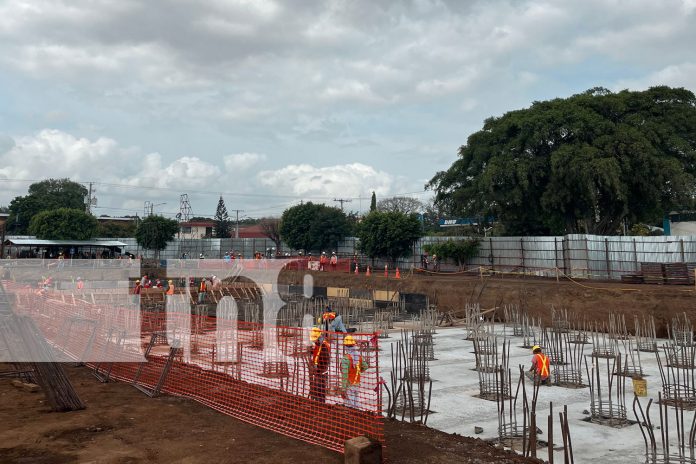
top-left (384, 264), bottom-right (388, 277)
top-left (395, 267), bottom-right (401, 279)
top-left (366, 266), bottom-right (371, 277)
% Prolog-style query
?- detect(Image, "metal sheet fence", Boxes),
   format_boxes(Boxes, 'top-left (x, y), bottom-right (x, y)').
top-left (1, 283), bottom-right (384, 453)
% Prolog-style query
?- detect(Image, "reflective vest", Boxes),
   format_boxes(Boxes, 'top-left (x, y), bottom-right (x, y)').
top-left (166, 285), bottom-right (175, 295)
top-left (312, 340), bottom-right (330, 372)
top-left (330, 255), bottom-right (337, 265)
top-left (346, 353), bottom-right (363, 385)
top-left (534, 353), bottom-right (550, 378)
top-left (199, 281), bottom-right (206, 292)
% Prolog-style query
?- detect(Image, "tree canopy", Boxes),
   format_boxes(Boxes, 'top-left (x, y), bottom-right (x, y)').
top-left (279, 202), bottom-right (350, 253)
top-left (135, 215), bottom-right (179, 256)
top-left (423, 239), bottom-right (480, 269)
top-left (377, 196), bottom-right (425, 215)
top-left (8, 179), bottom-right (88, 234)
top-left (428, 86), bottom-right (696, 235)
top-left (29, 208), bottom-right (98, 240)
top-left (214, 196), bottom-right (231, 238)
top-left (356, 211), bottom-right (423, 263)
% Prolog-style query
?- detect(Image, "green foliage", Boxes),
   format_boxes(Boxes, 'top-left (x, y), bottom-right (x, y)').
top-left (428, 87), bottom-right (696, 235)
top-left (423, 239), bottom-right (480, 268)
top-left (214, 196), bottom-right (231, 238)
top-left (29, 208), bottom-right (97, 240)
top-left (279, 202), bottom-right (350, 252)
top-left (8, 179), bottom-right (88, 234)
top-left (96, 220), bottom-right (136, 238)
top-left (356, 211), bottom-right (423, 263)
top-left (370, 192), bottom-right (377, 212)
top-left (135, 215), bottom-right (179, 255)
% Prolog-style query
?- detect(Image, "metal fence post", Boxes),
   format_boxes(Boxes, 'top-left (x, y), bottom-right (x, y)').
top-left (520, 238), bottom-right (525, 275)
top-left (605, 238), bottom-right (612, 279)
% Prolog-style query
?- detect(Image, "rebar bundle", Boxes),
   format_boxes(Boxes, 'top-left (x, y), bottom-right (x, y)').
top-left (411, 330), bottom-right (436, 361)
top-left (584, 354), bottom-right (629, 426)
top-left (374, 311), bottom-right (393, 338)
top-left (387, 330), bottom-right (433, 422)
top-left (636, 315), bottom-right (659, 353)
top-left (504, 304), bottom-right (524, 337)
top-left (568, 312), bottom-right (590, 344)
top-left (552, 306), bottom-right (570, 333)
top-left (475, 336), bottom-right (510, 400)
top-left (543, 327), bottom-right (566, 365)
top-left (592, 323), bottom-right (620, 358)
top-left (670, 314), bottom-right (694, 348)
top-left (464, 303), bottom-right (485, 341)
top-left (657, 344), bottom-right (696, 408)
top-left (619, 337), bottom-right (644, 378)
top-left (497, 366), bottom-right (532, 449)
top-left (521, 315), bottom-right (542, 349)
top-left (609, 313), bottom-right (630, 341)
top-left (634, 393), bottom-right (696, 464)
top-left (553, 332), bottom-right (586, 388)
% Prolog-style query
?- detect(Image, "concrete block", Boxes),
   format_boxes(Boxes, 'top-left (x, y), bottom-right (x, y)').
top-left (344, 436), bottom-right (382, 464)
top-left (12, 379), bottom-right (40, 393)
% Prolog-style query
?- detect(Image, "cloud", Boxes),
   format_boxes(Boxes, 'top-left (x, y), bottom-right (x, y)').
top-left (257, 162), bottom-right (395, 199)
top-left (223, 153), bottom-right (266, 171)
top-left (614, 62), bottom-right (696, 92)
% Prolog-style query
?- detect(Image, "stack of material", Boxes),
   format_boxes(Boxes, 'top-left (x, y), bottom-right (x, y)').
top-left (641, 263), bottom-right (664, 285)
top-left (687, 262), bottom-right (696, 285)
top-left (664, 263), bottom-right (690, 285)
top-left (620, 274), bottom-right (644, 284)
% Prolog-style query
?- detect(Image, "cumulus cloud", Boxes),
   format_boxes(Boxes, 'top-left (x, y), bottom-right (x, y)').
top-left (257, 163), bottom-right (395, 199)
top-left (223, 153), bottom-right (266, 171)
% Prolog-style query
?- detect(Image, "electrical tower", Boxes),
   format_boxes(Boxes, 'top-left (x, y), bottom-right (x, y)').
top-left (178, 194), bottom-right (192, 222)
top-left (333, 198), bottom-right (352, 211)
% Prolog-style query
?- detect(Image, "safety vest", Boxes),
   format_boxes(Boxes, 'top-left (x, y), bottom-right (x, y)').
top-left (199, 281), bottom-right (206, 292)
top-left (320, 255), bottom-right (328, 265)
top-left (535, 353), bottom-right (550, 378)
top-left (166, 285), bottom-right (175, 295)
top-left (312, 340), bottom-right (330, 366)
top-left (330, 255), bottom-right (337, 265)
top-left (346, 353), bottom-right (363, 385)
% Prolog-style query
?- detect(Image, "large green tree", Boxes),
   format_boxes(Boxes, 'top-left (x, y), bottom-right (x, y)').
top-left (356, 211), bottom-right (423, 264)
top-left (29, 208), bottom-right (98, 240)
top-left (279, 202), bottom-right (350, 253)
top-left (8, 179), bottom-right (88, 234)
top-left (135, 215), bottom-right (179, 258)
top-left (428, 86), bottom-right (696, 235)
top-left (214, 196), bottom-right (231, 238)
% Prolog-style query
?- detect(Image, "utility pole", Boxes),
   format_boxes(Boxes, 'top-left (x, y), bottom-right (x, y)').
top-left (333, 198), bottom-right (352, 211)
top-left (229, 209), bottom-right (244, 238)
top-left (85, 182), bottom-right (96, 214)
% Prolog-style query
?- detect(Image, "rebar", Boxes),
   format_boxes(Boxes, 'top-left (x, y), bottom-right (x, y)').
top-left (504, 304), bottom-right (524, 337)
top-left (634, 393), bottom-right (696, 464)
top-left (553, 332), bottom-right (586, 388)
top-left (475, 336), bottom-right (510, 400)
top-left (670, 314), bottom-right (694, 348)
top-left (636, 315), bottom-right (658, 353)
top-left (584, 354), bottom-right (629, 426)
top-left (656, 344), bottom-right (696, 408)
top-left (552, 306), bottom-right (570, 333)
top-left (592, 322), bottom-right (620, 358)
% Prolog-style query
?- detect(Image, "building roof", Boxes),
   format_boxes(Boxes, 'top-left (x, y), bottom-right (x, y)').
top-left (237, 224), bottom-right (268, 239)
top-left (3, 238), bottom-right (128, 247)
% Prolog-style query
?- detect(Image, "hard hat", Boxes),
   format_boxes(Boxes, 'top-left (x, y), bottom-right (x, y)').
top-left (344, 335), bottom-right (356, 346)
top-left (136, 280), bottom-right (140, 283)
top-left (168, 280), bottom-right (173, 284)
top-left (310, 327), bottom-right (321, 342)
top-left (532, 345), bottom-right (541, 352)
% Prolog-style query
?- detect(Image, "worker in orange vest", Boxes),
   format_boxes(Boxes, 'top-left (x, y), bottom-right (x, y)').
top-left (319, 252), bottom-right (328, 271)
top-left (526, 345), bottom-right (551, 385)
top-left (166, 280), bottom-right (175, 295)
top-left (341, 335), bottom-right (369, 409)
top-left (197, 278), bottom-right (207, 304)
top-left (133, 279), bottom-right (142, 295)
top-left (308, 327), bottom-right (331, 403)
top-left (330, 251), bottom-right (338, 271)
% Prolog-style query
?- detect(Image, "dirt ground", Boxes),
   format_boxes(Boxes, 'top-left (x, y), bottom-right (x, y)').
top-left (0, 365), bottom-right (539, 464)
top-left (299, 270), bottom-right (696, 337)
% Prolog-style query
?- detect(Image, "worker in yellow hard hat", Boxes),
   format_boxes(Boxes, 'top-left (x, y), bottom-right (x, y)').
top-left (308, 327), bottom-right (331, 403)
top-left (526, 345), bottom-right (550, 385)
top-left (341, 335), bottom-right (369, 409)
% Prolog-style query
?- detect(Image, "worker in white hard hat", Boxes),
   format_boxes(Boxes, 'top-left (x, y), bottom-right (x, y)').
top-left (341, 335), bottom-right (369, 409)
top-left (330, 251), bottom-right (338, 272)
top-left (526, 345), bottom-right (550, 385)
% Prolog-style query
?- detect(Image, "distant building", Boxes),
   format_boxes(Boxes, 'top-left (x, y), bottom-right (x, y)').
top-left (0, 212), bottom-right (8, 227)
top-left (179, 220), bottom-right (214, 239)
top-left (236, 224), bottom-right (268, 239)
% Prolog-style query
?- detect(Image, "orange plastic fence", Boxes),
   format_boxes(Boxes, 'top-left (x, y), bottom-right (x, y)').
top-left (3, 283), bottom-right (384, 454)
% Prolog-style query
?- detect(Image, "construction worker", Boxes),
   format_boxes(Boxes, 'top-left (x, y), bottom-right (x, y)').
top-left (133, 279), bottom-right (142, 295)
top-left (308, 327), bottom-right (331, 402)
top-left (76, 277), bottom-right (84, 291)
top-left (341, 335), bottom-right (368, 409)
top-left (319, 251), bottom-right (328, 271)
top-left (526, 345), bottom-right (551, 385)
top-left (330, 251), bottom-right (338, 271)
top-left (321, 306), bottom-right (356, 333)
top-left (198, 278), bottom-right (207, 304)
top-left (166, 279), bottom-right (175, 295)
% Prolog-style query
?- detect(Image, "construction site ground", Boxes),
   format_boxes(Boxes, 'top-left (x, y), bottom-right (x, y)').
top-left (0, 364), bottom-right (537, 464)
top-left (301, 270), bottom-right (696, 336)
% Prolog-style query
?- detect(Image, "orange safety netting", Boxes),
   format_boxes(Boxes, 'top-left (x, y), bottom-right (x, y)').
top-left (2, 282), bottom-right (384, 454)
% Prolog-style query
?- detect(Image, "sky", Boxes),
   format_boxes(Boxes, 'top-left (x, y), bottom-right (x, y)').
top-left (0, 0), bottom-right (695, 219)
